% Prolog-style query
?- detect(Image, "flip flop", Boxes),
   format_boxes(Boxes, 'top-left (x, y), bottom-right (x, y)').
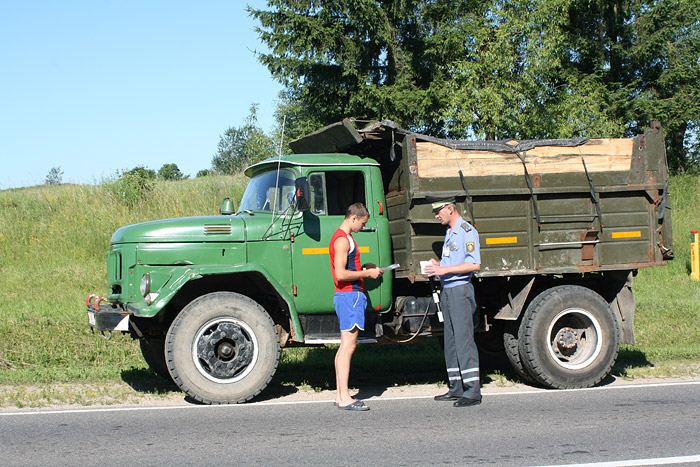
top-left (334, 398), bottom-right (362, 407)
top-left (338, 400), bottom-right (369, 411)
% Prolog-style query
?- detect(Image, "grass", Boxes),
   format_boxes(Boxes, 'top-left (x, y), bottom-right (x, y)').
top-left (0, 174), bottom-right (699, 407)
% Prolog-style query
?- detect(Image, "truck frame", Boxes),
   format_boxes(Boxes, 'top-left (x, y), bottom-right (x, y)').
top-left (87, 119), bottom-right (673, 404)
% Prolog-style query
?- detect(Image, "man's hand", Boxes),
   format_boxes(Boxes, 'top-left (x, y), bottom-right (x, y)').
top-left (424, 258), bottom-right (445, 277)
top-left (364, 267), bottom-right (384, 279)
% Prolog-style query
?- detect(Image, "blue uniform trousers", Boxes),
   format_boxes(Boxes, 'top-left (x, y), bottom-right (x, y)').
top-left (442, 282), bottom-right (481, 400)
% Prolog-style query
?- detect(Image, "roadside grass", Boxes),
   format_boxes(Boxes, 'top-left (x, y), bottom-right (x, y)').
top-left (0, 174), bottom-right (698, 408)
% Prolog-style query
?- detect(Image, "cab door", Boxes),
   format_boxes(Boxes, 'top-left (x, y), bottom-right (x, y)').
top-left (290, 169), bottom-right (381, 313)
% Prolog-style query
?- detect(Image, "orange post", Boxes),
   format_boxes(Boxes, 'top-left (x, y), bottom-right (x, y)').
top-left (691, 231), bottom-right (700, 281)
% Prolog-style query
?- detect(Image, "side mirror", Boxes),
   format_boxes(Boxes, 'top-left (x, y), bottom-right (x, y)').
top-left (294, 177), bottom-right (311, 212)
top-left (220, 197), bottom-right (235, 215)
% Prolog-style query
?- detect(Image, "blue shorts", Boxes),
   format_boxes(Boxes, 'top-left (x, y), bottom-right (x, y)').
top-left (334, 291), bottom-right (367, 332)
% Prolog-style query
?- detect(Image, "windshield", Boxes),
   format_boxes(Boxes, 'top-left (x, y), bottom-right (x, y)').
top-left (238, 168), bottom-right (297, 213)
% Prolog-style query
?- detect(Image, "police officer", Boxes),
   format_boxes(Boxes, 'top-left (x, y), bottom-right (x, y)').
top-left (424, 196), bottom-right (482, 407)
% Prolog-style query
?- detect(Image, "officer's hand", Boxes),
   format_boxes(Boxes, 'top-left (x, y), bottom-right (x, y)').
top-left (427, 260), bottom-right (445, 277)
top-left (424, 259), bottom-right (440, 276)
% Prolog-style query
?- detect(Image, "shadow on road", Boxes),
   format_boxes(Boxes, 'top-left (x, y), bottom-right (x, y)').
top-left (119, 337), bottom-right (650, 401)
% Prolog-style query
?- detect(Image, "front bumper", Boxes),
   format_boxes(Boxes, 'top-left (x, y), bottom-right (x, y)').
top-left (86, 295), bottom-right (131, 333)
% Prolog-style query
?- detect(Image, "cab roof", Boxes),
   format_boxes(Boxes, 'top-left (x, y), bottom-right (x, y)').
top-left (244, 153), bottom-right (379, 177)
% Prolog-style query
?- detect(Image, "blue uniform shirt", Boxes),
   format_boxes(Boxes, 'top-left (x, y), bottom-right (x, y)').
top-left (439, 217), bottom-right (480, 289)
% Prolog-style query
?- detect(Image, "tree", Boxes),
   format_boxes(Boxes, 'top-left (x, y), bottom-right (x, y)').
top-left (270, 89), bottom-right (325, 154)
top-left (196, 169), bottom-right (214, 177)
top-left (212, 104), bottom-right (277, 175)
top-left (157, 163), bottom-right (187, 181)
top-left (249, 0), bottom-right (456, 135)
top-left (251, 0), bottom-right (700, 171)
top-left (627, 0), bottom-right (700, 172)
top-left (436, 0), bottom-right (628, 140)
top-left (45, 167), bottom-right (63, 185)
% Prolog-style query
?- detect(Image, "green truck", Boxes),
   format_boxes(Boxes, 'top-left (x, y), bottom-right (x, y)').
top-left (87, 119), bottom-right (674, 404)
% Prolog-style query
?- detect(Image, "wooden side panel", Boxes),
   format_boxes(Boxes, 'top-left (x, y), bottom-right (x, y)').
top-left (415, 138), bottom-right (634, 178)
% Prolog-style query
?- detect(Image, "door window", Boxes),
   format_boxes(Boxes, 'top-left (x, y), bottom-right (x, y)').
top-left (308, 171), bottom-right (366, 216)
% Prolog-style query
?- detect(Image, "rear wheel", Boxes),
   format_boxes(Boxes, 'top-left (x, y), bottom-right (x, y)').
top-left (519, 285), bottom-right (620, 389)
top-left (165, 292), bottom-right (280, 404)
top-left (502, 322), bottom-right (536, 384)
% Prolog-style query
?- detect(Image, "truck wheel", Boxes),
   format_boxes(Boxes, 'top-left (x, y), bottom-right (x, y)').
top-left (165, 292), bottom-right (280, 404)
top-left (518, 285), bottom-right (620, 389)
top-left (139, 338), bottom-right (172, 382)
top-left (502, 323), bottom-right (536, 384)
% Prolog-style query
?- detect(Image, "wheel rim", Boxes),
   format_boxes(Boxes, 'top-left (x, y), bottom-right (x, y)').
top-left (546, 308), bottom-right (603, 370)
top-left (192, 318), bottom-right (259, 383)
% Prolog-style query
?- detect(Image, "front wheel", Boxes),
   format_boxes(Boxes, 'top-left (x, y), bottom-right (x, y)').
top-left (139, 337), bottom-right (172, 382)
top-left (165, 292), bottom-right (280, 404)
top-left (519, 285), bottom-right (620, 389)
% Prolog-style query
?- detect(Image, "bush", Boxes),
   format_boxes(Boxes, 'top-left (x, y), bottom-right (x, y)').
top-left (105, 166), bottom-right (157, 206)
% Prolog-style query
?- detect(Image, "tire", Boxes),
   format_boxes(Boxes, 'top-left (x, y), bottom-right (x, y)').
top-left (139, 337), bottom-right (172, 382)
top-left (502, 322), bottom-right (537, 384)
top-left (518, 285), bottom-right (620, 389)
top-left (165, 292), bottom-right (280, 404)
top-left (474, 322), bottom-right (510, 371)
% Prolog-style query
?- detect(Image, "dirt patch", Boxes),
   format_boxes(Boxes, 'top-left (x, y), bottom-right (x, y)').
top-left (3, 372), bottom-right (699, 413)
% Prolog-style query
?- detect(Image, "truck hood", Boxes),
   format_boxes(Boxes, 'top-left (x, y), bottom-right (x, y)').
top-left (111, 216), bottom-right (247, 243)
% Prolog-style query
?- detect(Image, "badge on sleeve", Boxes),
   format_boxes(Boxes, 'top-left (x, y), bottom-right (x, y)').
top-left (466, 242), bottom-right (475, 252)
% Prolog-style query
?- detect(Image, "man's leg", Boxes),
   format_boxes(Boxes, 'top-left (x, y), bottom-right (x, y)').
top-left (335, 328), bottom-right (359, 406)
top-left (441, 287), bottom-right (463, 398)
top-left (451, 283), bottom-right (481, 402)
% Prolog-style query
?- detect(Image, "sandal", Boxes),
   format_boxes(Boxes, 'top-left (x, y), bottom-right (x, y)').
top-left (338, 400), bottom-right (369, 411)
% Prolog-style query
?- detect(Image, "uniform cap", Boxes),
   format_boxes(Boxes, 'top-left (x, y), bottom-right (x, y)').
top-left (428, 196), bottom-right (456, 212)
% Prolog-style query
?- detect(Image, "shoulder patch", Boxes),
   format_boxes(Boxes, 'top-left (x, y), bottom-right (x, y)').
top-left (461, 222), bottom-right (471, 232)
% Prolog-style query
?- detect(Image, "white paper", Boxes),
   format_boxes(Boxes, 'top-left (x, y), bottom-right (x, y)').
top-left (420, 261), bottom-right (431, 275)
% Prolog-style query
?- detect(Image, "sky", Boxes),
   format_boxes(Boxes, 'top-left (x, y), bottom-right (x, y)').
top-left (0, 0), bottom-right (283, 189)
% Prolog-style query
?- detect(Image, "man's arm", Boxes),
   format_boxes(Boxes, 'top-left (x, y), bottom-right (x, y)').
top-left (426, 259), bottom-right (480, 277)
top-left (333, 236), bottom-right (383, 281)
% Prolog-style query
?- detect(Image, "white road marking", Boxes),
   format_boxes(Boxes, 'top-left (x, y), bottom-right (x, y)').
top-left (1, 380), bottom-right (699, 417)
top-left (534, 454), bottom-right (700, 466)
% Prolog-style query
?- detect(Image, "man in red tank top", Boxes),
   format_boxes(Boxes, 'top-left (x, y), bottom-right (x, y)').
top-left (330, 203), bottom-right (383, 411)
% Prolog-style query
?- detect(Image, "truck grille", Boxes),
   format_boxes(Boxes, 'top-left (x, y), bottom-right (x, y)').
top-left (108, 251), bottom-right (122, 281)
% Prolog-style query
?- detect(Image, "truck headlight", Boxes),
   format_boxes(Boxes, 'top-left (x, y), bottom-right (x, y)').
top-left (140, 273), bottom-right (151, 297)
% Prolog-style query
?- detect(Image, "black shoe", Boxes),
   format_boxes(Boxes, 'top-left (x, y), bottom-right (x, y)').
top-left (434, 393), bottom-right (459, 401)
top-left (453, 397), bottom-right (482, 407)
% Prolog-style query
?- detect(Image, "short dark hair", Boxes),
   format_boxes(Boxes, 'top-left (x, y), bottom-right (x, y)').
top-left (345, 202), bottom-right (369, 219)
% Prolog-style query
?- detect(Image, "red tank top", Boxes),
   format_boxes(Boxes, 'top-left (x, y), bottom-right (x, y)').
top-left (329, 228), bottom-right (363, 292)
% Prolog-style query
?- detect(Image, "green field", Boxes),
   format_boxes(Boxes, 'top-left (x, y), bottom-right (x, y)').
top-left (1, 174), bottom-right (699, 407)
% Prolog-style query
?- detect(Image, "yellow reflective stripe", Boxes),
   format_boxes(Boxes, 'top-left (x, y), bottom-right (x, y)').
top-left (302, 247), bottom-right (370, 255)
top-left (485, 236), bottom-right (518, 245)
top-left (302, 248), bottom-right (329, 255)
top-left (611, 231), bottom-right (642, 239)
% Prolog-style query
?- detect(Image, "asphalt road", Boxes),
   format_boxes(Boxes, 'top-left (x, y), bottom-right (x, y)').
top-left (2, 381), bottom-right (700, 466)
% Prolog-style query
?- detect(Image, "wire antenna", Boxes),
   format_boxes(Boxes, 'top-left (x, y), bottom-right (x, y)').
top-left (271, 115), bottom-right (287, 227)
